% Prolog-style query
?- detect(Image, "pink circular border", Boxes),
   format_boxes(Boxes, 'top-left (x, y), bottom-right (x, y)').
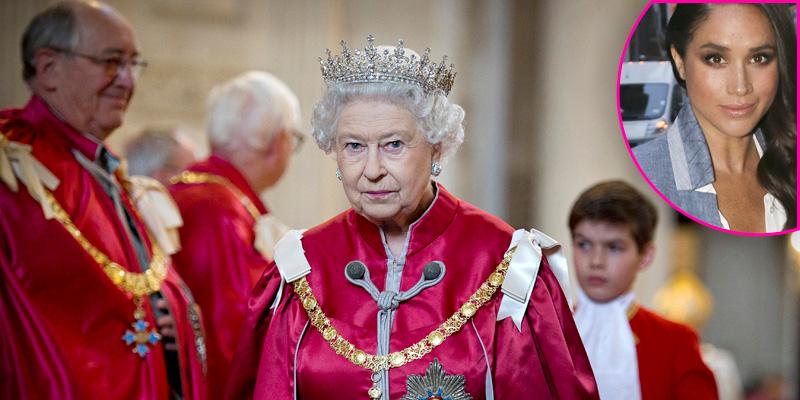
top-left (616, 0), bottom-right (800, 237)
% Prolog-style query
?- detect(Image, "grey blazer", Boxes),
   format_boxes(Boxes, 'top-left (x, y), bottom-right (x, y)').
top-left (632, 104), bottom-right (766, 228)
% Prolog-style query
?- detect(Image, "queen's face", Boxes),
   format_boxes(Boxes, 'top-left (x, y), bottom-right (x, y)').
top-left (335, 100), bottom-right (439, 231)
top-left (671, 4), bottom-right (778, 141)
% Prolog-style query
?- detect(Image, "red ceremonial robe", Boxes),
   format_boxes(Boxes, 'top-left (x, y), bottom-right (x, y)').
top-left (630, 306), bottom-right (718, 399)
top-left (0, 96), bottom-right (207, 399)
top-left (169, 155), bottom-right (270, 399)
top-left (227, 185), bottom-right (598, 399)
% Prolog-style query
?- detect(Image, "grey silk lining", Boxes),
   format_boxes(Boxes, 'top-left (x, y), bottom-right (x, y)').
top-left (293, 320), bottom-right (310, 400)
top-left (471, 319), bottom-right (494, 399)
top-left (270, 279), bottom-right (285, 310)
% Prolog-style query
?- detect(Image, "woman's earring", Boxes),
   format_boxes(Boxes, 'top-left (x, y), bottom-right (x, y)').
top-left (335, 168), bottom-right (342, 181)
top-left (431, 162), bottom-right (442, 177)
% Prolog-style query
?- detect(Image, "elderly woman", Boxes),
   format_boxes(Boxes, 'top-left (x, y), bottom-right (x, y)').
top-left (633, 4), bottom-right (796, 233)
top-left (227, 37), bottom-right (598, 399)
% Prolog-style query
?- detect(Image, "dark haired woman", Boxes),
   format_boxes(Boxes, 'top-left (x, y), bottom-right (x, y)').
top-left (633, 3), bottom-right (796, 233)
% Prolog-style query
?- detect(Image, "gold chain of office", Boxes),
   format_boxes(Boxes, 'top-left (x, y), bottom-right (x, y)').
top-left (170, 171), bottom-right (261, 219)
top-left (291, 245), bottom-right (517, 374)
top-left (43, 189), bottom-right (167, 297)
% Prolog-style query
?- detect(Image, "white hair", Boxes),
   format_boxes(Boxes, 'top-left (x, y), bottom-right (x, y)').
top-left (310, 82), bottom-right (465, 163)
top-left (207, 71), bottom-right (301, 150)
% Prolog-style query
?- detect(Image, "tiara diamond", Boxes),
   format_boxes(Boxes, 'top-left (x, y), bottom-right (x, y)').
top-left (319, 35), bottom-right (456, 95)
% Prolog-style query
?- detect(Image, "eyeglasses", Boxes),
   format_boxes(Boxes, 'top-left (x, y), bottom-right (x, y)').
top-left (52, 47), bottom-right (149, 80)
top-left (290, 130), bottom-right (305, 154)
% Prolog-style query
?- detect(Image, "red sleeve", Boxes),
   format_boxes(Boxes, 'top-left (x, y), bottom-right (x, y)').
top-left (0, 191), bottom-right (73, 399)
top-left (224, 263), bottom-right (284, 399)
top-left (673, 326), bottom-right (718, 399)
top-left (493, 257), bottom-right (599, 399)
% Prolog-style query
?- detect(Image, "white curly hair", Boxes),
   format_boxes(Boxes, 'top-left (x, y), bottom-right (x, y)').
top-left (310, 81), bottom-right (465, 163)
top-left (207, 71), bottom-right (301, 151)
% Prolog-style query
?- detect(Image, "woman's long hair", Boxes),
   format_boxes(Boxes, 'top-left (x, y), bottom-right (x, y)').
top-left (666, 4), bottom-right (796, 229)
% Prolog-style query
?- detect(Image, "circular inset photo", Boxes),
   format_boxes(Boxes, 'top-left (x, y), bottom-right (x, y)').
top-left (619, 2), bottom-right (797, 235)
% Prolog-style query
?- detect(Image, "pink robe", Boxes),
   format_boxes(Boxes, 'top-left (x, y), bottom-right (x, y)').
top-left (0, 96), bottom-right (207, 399)
top-left (227, 185), bottom-right (598, 399)
top-left (169, 155), bottom-right (271, 399)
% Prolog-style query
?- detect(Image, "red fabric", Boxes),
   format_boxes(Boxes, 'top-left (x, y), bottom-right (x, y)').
top-left (169, 155), bottom-right (269, 399)
top-left (630, 306), bottom-right (718, 400)
top-left (0, 96), bottom-right (207, 399)
top-left (227, 185), bottom-right (598, 399)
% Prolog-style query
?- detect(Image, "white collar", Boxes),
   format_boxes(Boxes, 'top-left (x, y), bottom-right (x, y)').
top-left (574, 290), bottom-right (641, 400)
top-left (694, 136), bottom-right (787, 232)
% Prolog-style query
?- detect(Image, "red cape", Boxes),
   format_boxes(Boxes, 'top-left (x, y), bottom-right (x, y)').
top-left (0, 96), bottom-right (207, 399)
top-left (169, 155), bottom-right (270, 398)
top-left (631, 306), bottom-right (718, 399)
top-left (227, 185), bottom-right (598, 399)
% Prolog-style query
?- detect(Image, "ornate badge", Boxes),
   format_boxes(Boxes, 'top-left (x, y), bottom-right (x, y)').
top-left (401, 359), bottom-right (472, 400)
top-left (121, 297), bottom-right (161, 358)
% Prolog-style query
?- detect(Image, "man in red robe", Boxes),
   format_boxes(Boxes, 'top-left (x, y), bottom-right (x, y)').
top-left (0, 2), bottom-right (206, 398)
top-left (569, 181), bottom-right (717, 399)
top-left (168, 71), bottom-right (301, 398)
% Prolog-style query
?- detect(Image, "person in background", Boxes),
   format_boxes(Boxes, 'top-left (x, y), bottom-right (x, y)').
top-left (568, 180), bottom-right (717, 399)
top-left (124, 126), bottom-right (198, 185)
top-left (168, 71), bottom-right (301, 399)
top-left (0, 1), bottom-right (206, 398)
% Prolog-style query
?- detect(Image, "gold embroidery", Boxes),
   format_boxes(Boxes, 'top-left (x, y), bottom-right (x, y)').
top-left (45, 190), bottom-right (167, 296)
top-left (43, 189), bottom-right (167, 357)
top-left (170, 171), bottom-right (261, 219)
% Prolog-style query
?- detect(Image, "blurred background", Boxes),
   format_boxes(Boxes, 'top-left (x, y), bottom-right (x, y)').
top-left (1, 1), bottom-right (797, 398)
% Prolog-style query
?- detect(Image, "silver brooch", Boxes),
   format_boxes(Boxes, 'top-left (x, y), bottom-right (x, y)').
top-left (401, 358), bottom-right (472, 400)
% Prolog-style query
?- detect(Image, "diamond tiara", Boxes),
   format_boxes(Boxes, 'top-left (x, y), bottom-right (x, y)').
top-left (319, 35), bottom-right (456, 96)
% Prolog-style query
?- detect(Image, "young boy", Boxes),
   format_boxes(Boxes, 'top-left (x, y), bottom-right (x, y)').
top-left (568, 180), bottom-right (717, 400)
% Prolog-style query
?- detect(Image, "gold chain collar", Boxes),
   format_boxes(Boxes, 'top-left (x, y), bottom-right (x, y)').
top-left (292, 246), bottom-right (516, 374)
top-left (170, 171), bottom-right (261, 220)
top-left (44, 190), bottom-right (167, 296)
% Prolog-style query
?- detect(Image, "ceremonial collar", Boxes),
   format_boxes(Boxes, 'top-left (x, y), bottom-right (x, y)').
top-left (186, 154), bottom-right (269, 215)
top-left (347, 181), bottom-right (458, 259)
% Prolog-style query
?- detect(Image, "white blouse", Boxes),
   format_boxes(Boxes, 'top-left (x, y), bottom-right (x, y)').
top-left (694, 137), bottom-right (787, 232)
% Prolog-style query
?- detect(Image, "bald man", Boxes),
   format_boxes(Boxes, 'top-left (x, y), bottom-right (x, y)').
top-left (0, 2), bottom-right (206, 398)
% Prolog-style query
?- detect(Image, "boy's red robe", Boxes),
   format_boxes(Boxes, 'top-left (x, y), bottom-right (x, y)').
top-left (631, 306), bottom-right (718, 400)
